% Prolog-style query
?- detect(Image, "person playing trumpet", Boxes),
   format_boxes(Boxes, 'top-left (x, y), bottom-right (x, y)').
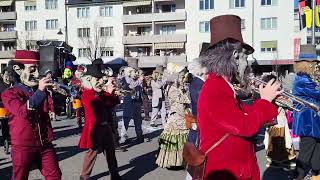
top-left (2, 50), bottom-right (61, 180)
top-left (292, 44), bottom-right (320, 180)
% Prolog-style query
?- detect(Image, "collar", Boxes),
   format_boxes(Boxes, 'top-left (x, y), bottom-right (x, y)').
top-left (222, 77), bottom-right (236, 98)
top-left (194, 75), bottom-right (205, 82)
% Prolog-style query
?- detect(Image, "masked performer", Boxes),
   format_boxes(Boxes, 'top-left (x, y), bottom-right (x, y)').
top-left (120, 66), bottom-right (144, 144)
top-left (150, 65), bottom-right (167, 127)
top-left (79, 65), bottom-right (121, 180)
top-left (197, 15), bottom-right (282, 180)
top-left (0, 67), bottom-right (11, 154)
top-left (292, 44), bottom-right (320, 180)
top-left (156, 63), bottom-right (190, 168)
top-left (2, 50), bottom-right (61, 180)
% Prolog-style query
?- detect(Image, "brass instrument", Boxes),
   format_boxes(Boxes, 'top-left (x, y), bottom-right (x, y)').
top-left (248, 76), bottom-right (320, 112)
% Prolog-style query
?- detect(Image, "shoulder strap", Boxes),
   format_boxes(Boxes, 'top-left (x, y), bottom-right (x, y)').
top-left (205, 133), bottom-right (230, 156)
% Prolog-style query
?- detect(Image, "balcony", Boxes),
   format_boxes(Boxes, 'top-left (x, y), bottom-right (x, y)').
top-left (123, 34), bottom-right (187, 44)
top-left (0, 50), bottom-right (15, 59)
top-left (138, 55), bottom-right (187, 67)
top-left (125, 55), bottom-right (187, 67)
top-left (0, 31), bottom-right (17, 40)
top-left (123, 11), bottom-right (186, 24)
top-left (0, 12), bottom-right (17, 21)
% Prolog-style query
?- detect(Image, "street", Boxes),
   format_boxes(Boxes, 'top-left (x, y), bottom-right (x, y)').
top-left (0, 113), bottom-right (295, 180)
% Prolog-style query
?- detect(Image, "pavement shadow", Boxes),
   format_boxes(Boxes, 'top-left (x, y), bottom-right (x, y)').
top-left (262, 167), bottom-right (295, 180)
top-left (121, 129), bottom-right (162, 149)
top-left (53, 126), bottom-right (82, 140)
top-left (55, 145), bottom-right (85, 162)
top-left (0, 165), bottom-right (12, 180)
top-left (53, 125), bottom-right (74, 131)
top-left (90, 150), bottom-right (158, 180)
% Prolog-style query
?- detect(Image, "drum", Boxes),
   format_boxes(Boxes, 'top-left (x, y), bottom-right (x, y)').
top-left (72, 99), bottom-right (82, 109)
top-left (0, 108), bottom-right (8, 119)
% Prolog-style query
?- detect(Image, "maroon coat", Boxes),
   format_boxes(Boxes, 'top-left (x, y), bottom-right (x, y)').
top-left (79, 89), bottom-right (120, 149)
top-left (2, 84), bottom-right (54, 147)
top-left (198, 74), bottom-right (278, 180)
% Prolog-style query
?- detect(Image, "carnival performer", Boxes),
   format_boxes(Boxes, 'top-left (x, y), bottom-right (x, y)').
top-left (197, 15), bottom-right (282, 180)
top-left (120, 65), bottom-right (145, 144)
top-left (156, 63), bottom-right (190, 168)
top-left (262, 74), bottom-right (296, 170)
top-left (2, 50), bottom-right (61, 180)
top-left (0, 67), bottom-right (11, 154)
top-left (79, 65), bottom-right (121, 180)
top-left (150, 65), bottom-right (167, 127)
top-left (292, 44), bottom-right (320, 180)
top-left (139, 69), bottom-right (151, 121)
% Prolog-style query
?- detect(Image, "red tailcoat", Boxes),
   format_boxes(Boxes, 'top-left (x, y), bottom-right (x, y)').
top-left (198, 74), bottom-right (278, 180)
top-left (1, 85), bottom-right (54, 147)
top-left (79, 89), bottom-right (120, 149)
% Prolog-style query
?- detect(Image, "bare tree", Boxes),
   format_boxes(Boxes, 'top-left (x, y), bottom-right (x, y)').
top-left (79, 21), bottom-right (107, 61)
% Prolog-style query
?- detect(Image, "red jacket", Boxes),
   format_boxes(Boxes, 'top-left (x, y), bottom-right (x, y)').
top-left (2, 84), bottom-right (54, 147)
top-left (79, 89), bottom-right (120, 149)
top-left (198, 74), bottom-right (277, 180)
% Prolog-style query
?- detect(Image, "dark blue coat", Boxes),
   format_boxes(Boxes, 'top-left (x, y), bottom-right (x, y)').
top-left (189, 76), bottom-right (204, 116)
top-left (292, 73), bottom-right (320, 138)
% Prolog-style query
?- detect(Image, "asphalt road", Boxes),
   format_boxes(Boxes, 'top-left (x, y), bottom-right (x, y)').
top-left (0, 114), bottom-right (297, 180)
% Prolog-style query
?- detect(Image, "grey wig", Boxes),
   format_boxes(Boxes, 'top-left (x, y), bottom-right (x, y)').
top-left (199, 40), bottom-right (243, 79)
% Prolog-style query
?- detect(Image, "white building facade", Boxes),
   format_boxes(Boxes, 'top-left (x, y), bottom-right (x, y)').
top-left (186, 0), bottom-right (295, 71)
top-left (14, 0), bottom-right (297, 71)
top-left (15, 0), bottom-right (66, 51)
top-left (67, 0), bottom-right (123, 65)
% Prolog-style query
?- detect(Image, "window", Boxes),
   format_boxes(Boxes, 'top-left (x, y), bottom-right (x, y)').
top-left (78, 48), bottom-right (90, 57)
top-left (46, 19), bottom-right (58, 30)
top-left (230, 0), bottom-right (245, 8)
top-left (45, 0), bottom-right (58, 9)
top-left (25, 21), bottom-right (37, 31)
top-left (77, 7), bottom-right (90, 18)
top-left (25, 5), bottom-right (36, 11)
top-left (77, 28), bottom-right (90, 38)
top-left (261, 17), bottom-right (277, 30)
top-left (160, 25), bottom-right (176, 35)
top-left (101, 47), bottom-right (114, 57)
top-left (26, 40), bottom-right (38, 50)
top-left (100, 27), bottom-right (114, 37)
top-left (100, 6), bottom-right (113, 17)
top-left (137, 26), bottom-right (152, 35)
top-left (162, 4), bottom-right (176, 12)
top-left (199, 21), bottom-right (210, 33)
top-left (241, 19), bottom-right (246, 30)
top-left (261, 41), bottom-right (277, 53)
top-left (3, 24), bottom-right (15, 31)
top-left (261, 0), bottom-right (278, 6)
top-left (2, 42), bottom-right (15, 51)
top-left (200, 0), bottom-right (214, 10)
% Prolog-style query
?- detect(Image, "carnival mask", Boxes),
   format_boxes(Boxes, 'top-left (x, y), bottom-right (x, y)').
top-left (63, 68), bottom-right (72, 79)
top-left (13, 64), bottom-right (39, 87)
top-left (129, 69), bottom-right (139, 80)
top-left (233, 48), bottom-right (251, 93)
top-left (2, 71), bottom-right (10, 85)
top-left (81, 75), bottom-right (104, 92)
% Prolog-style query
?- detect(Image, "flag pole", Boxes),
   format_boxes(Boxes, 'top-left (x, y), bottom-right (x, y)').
top-left (312, 0), bottom-right (316, 44)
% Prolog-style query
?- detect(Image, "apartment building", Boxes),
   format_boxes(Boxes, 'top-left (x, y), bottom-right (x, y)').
top-left (122, 0), bottom-right (187, 67)
top-left (66, 0), bottom-right (123, 65)
top-left (186, 0), bottom-right (295, 73)
top-left (0, 0), bottom-right (17, 69)
top-left (15, 0), bottom-right (66, 51)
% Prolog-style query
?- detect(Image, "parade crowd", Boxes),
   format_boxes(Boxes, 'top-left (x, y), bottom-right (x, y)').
top-left (1, 14), bottom-right (320, 180)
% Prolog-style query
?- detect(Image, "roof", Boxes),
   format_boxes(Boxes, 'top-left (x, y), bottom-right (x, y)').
top-left (67, 0), bottom-right (121, 5)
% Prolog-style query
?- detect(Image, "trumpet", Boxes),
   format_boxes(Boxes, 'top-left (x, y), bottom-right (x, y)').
top-left (248, 76), bottom-right (320, 113)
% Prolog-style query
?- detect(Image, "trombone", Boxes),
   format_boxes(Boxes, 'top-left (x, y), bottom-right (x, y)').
top-left (249, 76), bottom-right (320, 113)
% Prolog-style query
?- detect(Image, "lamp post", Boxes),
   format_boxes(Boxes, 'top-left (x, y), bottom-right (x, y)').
top-left (57, 0), bottom-right (68, 44)
top-left (312, 0), bottom-right (316, 45)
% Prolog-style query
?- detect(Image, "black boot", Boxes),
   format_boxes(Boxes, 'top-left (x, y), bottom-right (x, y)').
top-left (111, 173), bottom-right (122, 180)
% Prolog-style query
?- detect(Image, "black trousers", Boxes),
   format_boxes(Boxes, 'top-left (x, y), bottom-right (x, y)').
top-left (296, 136), bottom-right (320, 179)
top-left (0, 118), bottom-right (10, 143)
